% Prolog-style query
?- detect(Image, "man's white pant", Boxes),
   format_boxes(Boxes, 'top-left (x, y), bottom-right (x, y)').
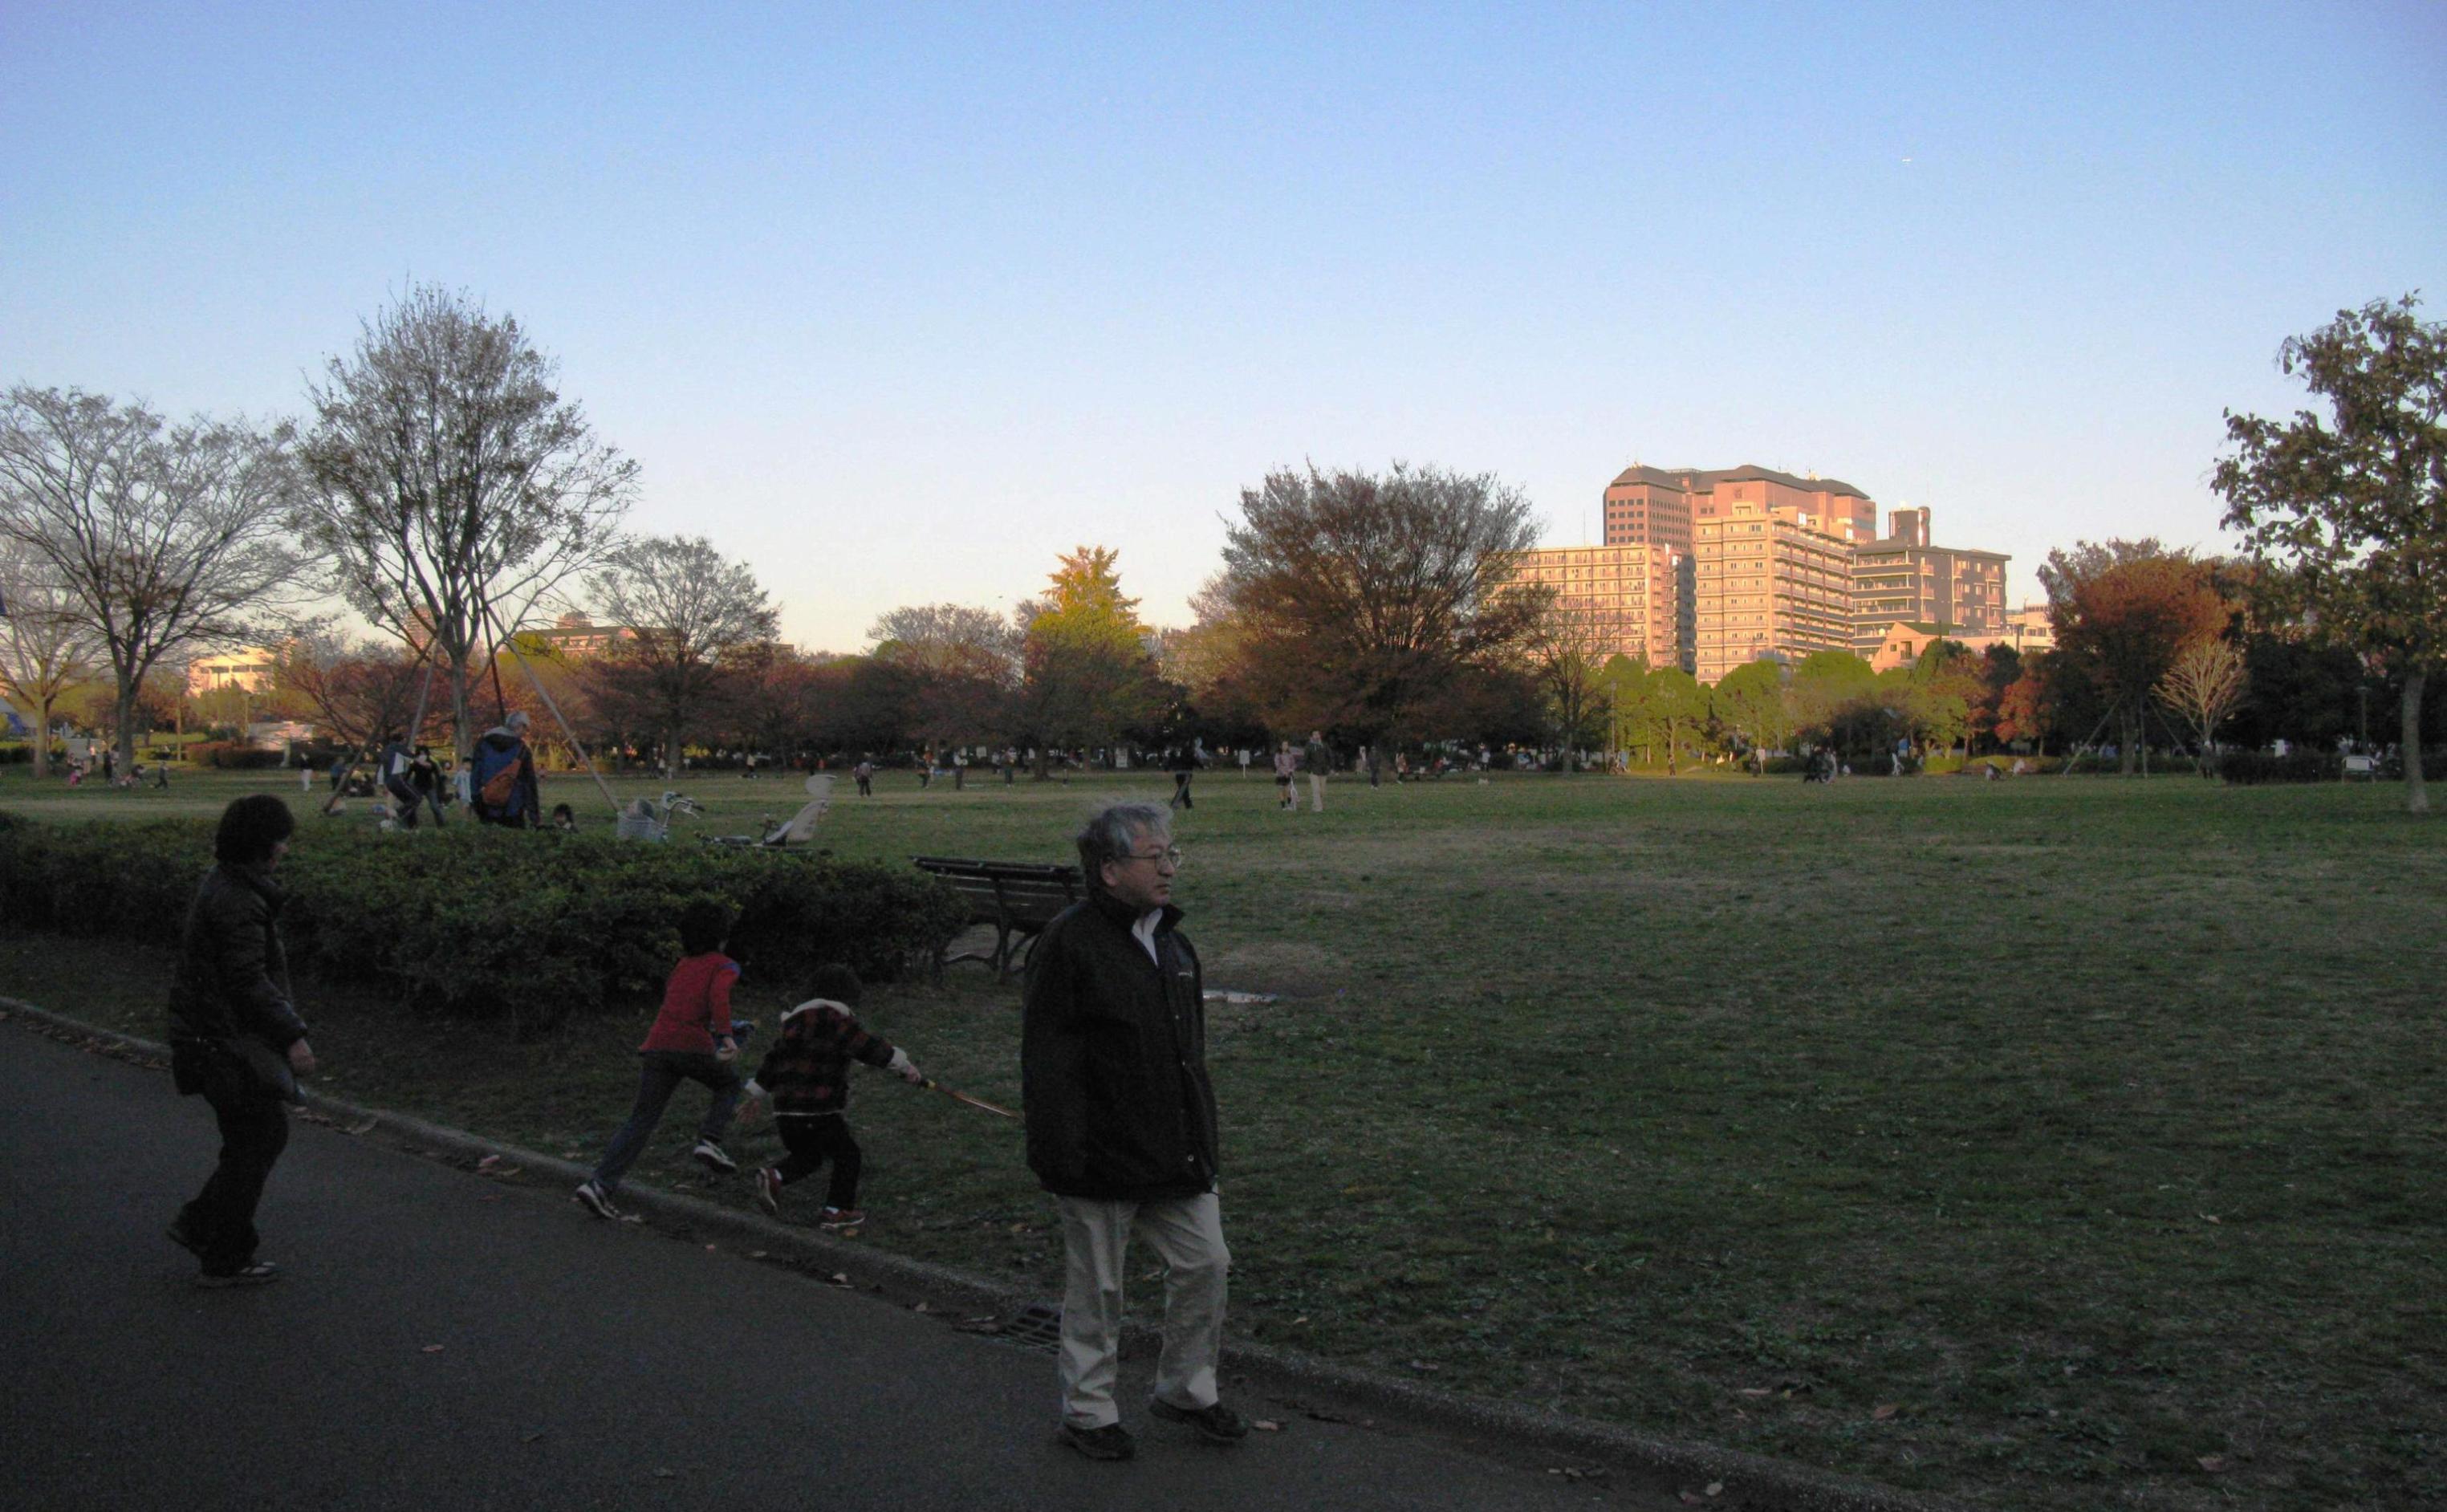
top-left (1055, 1192), bottom-right (1229, 1429)
top-left (1307, 774), bottom-right (1326, 811)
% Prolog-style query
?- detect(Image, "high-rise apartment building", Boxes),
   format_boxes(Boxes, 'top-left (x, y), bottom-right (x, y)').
top-left (1604, 465), bottom-right (1878, 551)
top-left (1506, 543), bottom-right (1693, 671)
top-left (1691, 498), bottom-right (1856, 682)
top-left (1847, 508), bottom-right (2010, 656)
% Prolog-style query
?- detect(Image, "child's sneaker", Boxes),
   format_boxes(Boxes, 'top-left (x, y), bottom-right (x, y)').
top-left (574, 1180), bottom-right (621, 1219)
top-left (819, 1206), bottom-right (866, 1229)
top-left (692, 1139), bottom-right (738, 1175)
top-left (754, 1167), bottom-right (782, 1214)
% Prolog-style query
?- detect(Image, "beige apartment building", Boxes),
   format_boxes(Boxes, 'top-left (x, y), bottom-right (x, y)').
top-left (1506, 543), bottom-right (1692, 670)
top-left (1692, 498), bottom-right (1856, 682)
top-left (1848, 507), bottom-right (2009, 656)
top-left (1604, 464), bottom-right (1879, 551)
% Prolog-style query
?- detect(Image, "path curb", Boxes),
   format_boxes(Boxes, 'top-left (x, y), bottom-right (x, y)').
top-left (4, 996), bottom-right (1971, 1512)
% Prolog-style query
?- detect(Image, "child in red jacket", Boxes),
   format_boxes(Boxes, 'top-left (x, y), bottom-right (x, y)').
top-left (738, 964), bottom-right (923, 1228)
top-left (575, 899), bottom-right (747, 1220)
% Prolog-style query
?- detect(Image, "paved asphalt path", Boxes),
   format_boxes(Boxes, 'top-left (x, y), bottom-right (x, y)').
top-left (0, 1022), bottom-right (1652, 1512)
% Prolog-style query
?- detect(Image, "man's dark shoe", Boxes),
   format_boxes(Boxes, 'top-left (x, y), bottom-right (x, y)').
top-left (1149, 1398), bottom-right (1250, 1444)
top-left (1059, 1421), bottom-right (1136, 1461)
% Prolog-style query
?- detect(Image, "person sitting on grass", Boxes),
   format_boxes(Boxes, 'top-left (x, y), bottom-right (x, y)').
top-left (575, 899), bottom-right (747, 1219)
top-left (736, 964), bottom-right (925, 1229)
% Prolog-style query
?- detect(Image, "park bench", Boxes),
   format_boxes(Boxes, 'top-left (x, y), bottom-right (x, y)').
top-left (913, 856), bottom-right (1085, 981)
top-left (2343, 754), bottom-right (2377, 780)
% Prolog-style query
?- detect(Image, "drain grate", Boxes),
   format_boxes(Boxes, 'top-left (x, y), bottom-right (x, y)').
top-left (998, 1300), bottom-right (1063, 1352)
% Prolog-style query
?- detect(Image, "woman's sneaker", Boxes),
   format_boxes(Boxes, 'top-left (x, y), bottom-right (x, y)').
top-left (574, 1180), bottom-right (621, 1220)
top-left (818, 1206), bottom-right (866, 1229)
top-left (692, 1139), bottom-right (738, 1175)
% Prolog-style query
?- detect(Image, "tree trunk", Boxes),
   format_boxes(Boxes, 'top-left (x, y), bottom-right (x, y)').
top-left (114, 678), bottom-right (140, 774)
top-left (450, 667), bottom-right (474, 767)
top-left (29, 694), bottom-right (52, 778)
top-left (663, 725), bottom-right (679, 782)
top-left (2404, 665), bottom-right (2429, 814)
top-left (2119, 705), bottom-right (2139, 775)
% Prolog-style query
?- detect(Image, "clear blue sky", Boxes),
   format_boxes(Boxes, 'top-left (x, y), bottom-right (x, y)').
top-left (5, 2), bottom-right (2441, 652)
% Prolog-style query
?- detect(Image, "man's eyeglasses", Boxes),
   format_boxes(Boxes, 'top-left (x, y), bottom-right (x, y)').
top-left (1122, 844), bottom-right (1184, 867)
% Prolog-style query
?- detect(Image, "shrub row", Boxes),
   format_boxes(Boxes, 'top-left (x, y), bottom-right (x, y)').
top-left (0, 811), bottom-right (969, 1037)
top-left (189, 742), bottom-right (290, 769)
top-left (2219, 750), bottom-right (2346, 784)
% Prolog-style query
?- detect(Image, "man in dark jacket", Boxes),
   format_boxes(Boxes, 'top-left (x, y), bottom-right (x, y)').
top-left (166, 795), bottom-right (315, 1286)
top-left (1022, 802), bottom-right (1246, 1462)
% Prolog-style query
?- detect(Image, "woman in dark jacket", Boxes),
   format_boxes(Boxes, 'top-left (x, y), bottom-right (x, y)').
top-left (166, 795), bottom-right (315, 1286)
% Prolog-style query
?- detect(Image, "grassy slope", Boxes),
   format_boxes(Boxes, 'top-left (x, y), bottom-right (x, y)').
top-left (4, 762), bottom-right (2441, 1510)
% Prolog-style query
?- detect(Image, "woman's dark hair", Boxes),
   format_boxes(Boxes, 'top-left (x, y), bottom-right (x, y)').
top-left (678, 898), bottom-right (734, 956)
top-left (806, 962), bottom-right (863, 1007)
top-left (214, 794), bottom-right (296, 865)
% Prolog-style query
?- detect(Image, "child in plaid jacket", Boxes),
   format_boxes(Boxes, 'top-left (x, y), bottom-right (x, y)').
top-left (740, 964), bottom-right (923, 1226)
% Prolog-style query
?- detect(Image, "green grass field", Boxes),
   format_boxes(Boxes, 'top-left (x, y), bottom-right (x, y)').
top-left (4, 762), bottom-right (2441, 1510)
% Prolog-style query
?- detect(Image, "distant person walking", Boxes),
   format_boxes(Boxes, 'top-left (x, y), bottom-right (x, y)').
top-left (1270, 742), bottom-right (1297, 810)
top-left (165, 795), bottom-right (316, 1286)
top-left (1169, 750), bottom-right (1195, 811)
top-left (1303, 730), bottom-right (1331, 812)
top-left (1022, 803), bottom-right (1246, 1461)
top-left (854, 757), bottom-right (875, 798)
top-left (575, 900), bottom-right (748, 1219)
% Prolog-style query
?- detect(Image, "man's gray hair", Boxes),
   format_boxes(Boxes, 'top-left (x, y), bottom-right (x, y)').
top-left (506, 710), bottom-right (532, 733)
top-left (1077, 802), bottom-right (1169, 880)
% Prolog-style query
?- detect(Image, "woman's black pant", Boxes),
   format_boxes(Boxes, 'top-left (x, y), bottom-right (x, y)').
top-left (179, 1061), bottom-right (290, 1273)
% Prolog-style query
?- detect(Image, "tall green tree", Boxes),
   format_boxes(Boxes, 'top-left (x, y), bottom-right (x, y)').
top-left (1015, 547), bottom-right (1163, 774)
top-left (2215, 294), bottom-right (2445, 811)
top-left (1709, 658), bottom-right (1793, 770)
top-left (1525, 589), bottom-right (1605, 770)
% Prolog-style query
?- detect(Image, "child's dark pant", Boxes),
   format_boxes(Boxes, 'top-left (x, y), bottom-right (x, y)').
top-left (774, 1114), bottom-right (863, 1209)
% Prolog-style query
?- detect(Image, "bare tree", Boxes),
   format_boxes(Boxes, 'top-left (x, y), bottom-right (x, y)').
top-left (2156, 639), bottom-right (2250, 777)
top-left (0, 539), bottom-right (100, 776)
top-left (583, 534), bottom-right (778, 778)
top-left (278, 631), bottom-right (434, 757)
top-left (299, 282), bottom-right (636, 761)
top-left (866, 602), bottom-right (1021, 684)
top-left (0, 388), bottom-right (307, 770)
top-left (1524, 587), bottom-right (1612, 770)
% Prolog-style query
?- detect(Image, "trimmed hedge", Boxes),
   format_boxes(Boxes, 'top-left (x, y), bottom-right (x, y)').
top-left (0, 811), bottom-right (969, 1037)
top-left (190, 742), bottom-right (289, 770)
top-left (2220, 750), bottom-right (2345, 785)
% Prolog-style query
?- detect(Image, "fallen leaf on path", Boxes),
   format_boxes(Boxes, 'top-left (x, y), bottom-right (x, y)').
top-left (1872, 1403), bottom-right (1899, 1421)
top-left (619, 1214), bottom-right (644, 1224)
top-left (476, 1155), bottom-right (499, 1171)
top-left (1680, 1494), bottom-right (1705, 1506)
top-left (749, 1250), bottom-right (768, 1259)
top-left (2197, 1456), bottom-right (2225, 1473)
top-left (421, 1345), bottom-right (445, 1354)
top-left (653, 1468), bottom-right (674, 1479)
top-left (827, 1272), bottom-right (851, 1286)
top-left (347, 1119), bottom-right (378, 1136)
top-left (1252, 1420), bottom-right (1281, 1432)
top-left (1738, 1388), bottom-right (1773, 1398)
top-left (912, 1301), bottom-right (931, 1313)
top-left (522, 1433), bottom-right (545, 1445)
top-left (1705, 1482), bottom-right (1723, 1497)
top-left (705, 1244), bottom-right (717, 1252)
